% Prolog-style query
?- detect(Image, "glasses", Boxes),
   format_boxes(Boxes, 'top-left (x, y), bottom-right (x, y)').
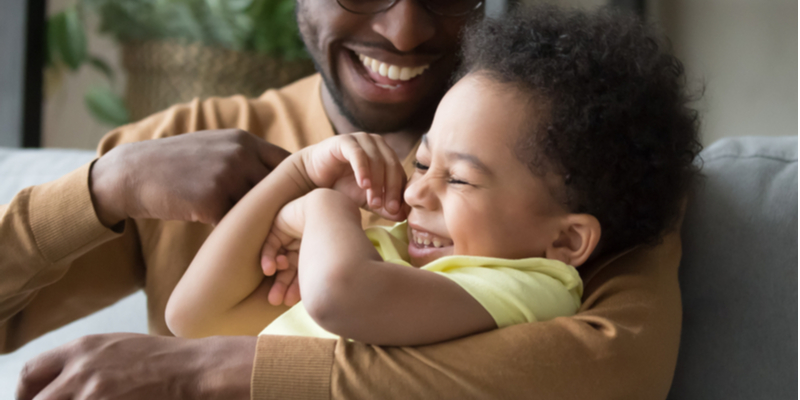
top-left (336, 0), bottom-right (483, 17)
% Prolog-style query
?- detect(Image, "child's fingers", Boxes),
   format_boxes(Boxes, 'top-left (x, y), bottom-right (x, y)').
top-left (353, 133), bottom-right (385, 209)
top-left (267, 281), bottom-right (286, 306)
top-left (338, 136), bottom-right (372, 189)
top-left (372, 135), bottom-right (406, 215)
top-left (276, 254), bottom-right (289, 271)
top-left (269, 268), bottom-right (297, 306)
top-left (284, 274), bottom-right (301, 306)
top-left (260, 232), bottom-right (283, 276)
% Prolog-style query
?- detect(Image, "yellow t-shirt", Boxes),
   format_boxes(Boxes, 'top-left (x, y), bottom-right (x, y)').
top-left (260, 222), bottom-right (583, 339)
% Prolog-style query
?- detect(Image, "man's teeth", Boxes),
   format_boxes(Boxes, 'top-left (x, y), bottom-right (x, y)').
top-left (358, 53), bottom-right (429, 81)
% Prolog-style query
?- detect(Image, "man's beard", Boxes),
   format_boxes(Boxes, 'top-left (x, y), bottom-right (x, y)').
top-left (296, 3), bottom-right (446, 134)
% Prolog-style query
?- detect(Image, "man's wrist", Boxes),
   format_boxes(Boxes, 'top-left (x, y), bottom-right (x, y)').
top-left (89, 156), bottom-right (127, 229)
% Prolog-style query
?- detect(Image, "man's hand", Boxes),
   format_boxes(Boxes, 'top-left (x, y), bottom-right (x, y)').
top-left (16, 333), bottom-right (256, 400)
top-left (90, 129), bottom-right (292, 227)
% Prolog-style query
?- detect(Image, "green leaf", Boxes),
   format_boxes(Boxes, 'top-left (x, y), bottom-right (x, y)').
top-left (51, 6), bottom-right (88, 70)
top-left (87, 55), bottom-right (115, 82)
top-left (47, 12), bottom-right (67, 67)
top-left (85, 86), bottom-right (129, 126)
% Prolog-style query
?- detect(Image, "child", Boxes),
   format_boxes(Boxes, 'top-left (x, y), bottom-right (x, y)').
top-left (166, 6), bottom-right (700, 345)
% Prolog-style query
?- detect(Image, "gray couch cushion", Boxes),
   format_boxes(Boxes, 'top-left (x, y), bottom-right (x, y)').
top-left (0, 147), bottom-right (96, 203)
top-left (668, 136), bottom-right (798, 399)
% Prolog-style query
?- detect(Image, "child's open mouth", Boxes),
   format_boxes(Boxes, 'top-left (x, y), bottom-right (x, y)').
top-left (407, 225), bottom-right (454, 266)
top-left (409, 228), bottom-right (453, 248)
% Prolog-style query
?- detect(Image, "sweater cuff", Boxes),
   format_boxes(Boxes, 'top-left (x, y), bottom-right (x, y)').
top-left (29, 160), bottom-right (122, 263)
top-left (252, 335), bottom-right (335, 400)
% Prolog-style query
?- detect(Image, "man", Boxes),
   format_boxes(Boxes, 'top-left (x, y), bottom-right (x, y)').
top-left (3, 0), bottom-right (683, 399)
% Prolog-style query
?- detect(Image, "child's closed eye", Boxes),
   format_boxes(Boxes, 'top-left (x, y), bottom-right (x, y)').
top-left (415, 160), bottom-right (472, 186)
top-left (447, 178), bottom-right (470, 185)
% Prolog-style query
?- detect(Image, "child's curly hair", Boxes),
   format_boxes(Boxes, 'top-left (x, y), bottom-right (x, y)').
top-left (458, 5), bottom-right (702, 256)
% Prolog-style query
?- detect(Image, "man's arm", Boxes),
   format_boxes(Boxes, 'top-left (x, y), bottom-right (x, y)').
top-left (15, 223), bottom-right (681, 400)
top-left (1, 97), bottom-right (291, 353)
top-left (0, 162), bottom-right (143, 353)
top-left (252, 229), bottom-right (684, 400)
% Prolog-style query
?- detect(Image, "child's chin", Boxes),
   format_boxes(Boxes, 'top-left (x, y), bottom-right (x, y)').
top-left (408, 243), bottom-right (454, 267)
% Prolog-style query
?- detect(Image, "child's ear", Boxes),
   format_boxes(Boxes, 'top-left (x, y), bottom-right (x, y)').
top-left (545, 214), bottom-right (601, 267)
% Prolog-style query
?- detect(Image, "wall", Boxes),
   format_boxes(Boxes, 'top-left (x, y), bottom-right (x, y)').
top-left (651, 0), bottom-right (797, 145)
top-left (0, 0), bottom-right (28, 147)
top-left (43, 0), bottom-right (125, 150)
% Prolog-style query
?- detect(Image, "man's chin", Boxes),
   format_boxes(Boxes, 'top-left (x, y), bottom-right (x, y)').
top-left (347, 103), bottom-right (436, 133)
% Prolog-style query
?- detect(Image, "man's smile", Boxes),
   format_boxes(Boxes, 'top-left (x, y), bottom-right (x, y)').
top-left (358, 53), bottom-right (429, 84)
top-left (340, 47), bottom-right (440, 104)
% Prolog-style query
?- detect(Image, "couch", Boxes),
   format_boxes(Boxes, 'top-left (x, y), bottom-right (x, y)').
top-left (0, 136), bottom-right (796, 399)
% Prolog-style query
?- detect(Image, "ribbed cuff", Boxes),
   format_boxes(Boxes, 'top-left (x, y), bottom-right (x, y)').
top-left (29, 161), bottom-right (122, 263)
top-left (252, 335), bottom-right (335, 400)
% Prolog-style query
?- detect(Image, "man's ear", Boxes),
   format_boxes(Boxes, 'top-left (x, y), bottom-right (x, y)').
top-left (545, 214), bottom-right (601, 267)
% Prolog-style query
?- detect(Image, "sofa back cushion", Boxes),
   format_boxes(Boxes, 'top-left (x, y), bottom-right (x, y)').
top-left (668, 136), bottom-right (798, 399)
top-left (0, 147), bottom-right (96, 203)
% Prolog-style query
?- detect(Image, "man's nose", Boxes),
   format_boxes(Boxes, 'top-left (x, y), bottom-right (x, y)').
top-left (404, 173), bottom-right (438, 210)
top-left (371, 0), bottom-right (436, 52)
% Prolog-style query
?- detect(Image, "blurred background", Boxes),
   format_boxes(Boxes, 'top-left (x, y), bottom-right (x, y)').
top-left (0, 0), bottom-right (796, 150)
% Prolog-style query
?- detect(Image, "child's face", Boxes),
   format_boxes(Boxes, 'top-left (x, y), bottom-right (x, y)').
top-left (404, 73), bottom-right (571, 266)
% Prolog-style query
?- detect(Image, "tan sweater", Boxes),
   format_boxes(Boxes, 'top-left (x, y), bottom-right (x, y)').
top-left (0, 74), bottom-right (682, 400)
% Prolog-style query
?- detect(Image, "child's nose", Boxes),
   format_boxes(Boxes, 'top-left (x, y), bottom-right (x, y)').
top-left (404, 174), bottom-right (438, 211)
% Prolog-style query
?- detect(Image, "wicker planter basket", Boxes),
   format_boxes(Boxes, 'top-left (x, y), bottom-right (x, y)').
top-left (122, 41), bottom-right (316, 121)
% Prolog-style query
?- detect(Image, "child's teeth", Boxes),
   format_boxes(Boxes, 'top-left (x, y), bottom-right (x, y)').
top-left (433, 239), bottom-right (441, 248)
top-left (423, 239), bottom-right (431, 246)
top-left (358, 53), bottom-right (429, 82)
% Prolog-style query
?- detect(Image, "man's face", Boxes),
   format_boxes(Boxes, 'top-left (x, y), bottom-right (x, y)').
top-left (296, 0), bottom-right (483, 133)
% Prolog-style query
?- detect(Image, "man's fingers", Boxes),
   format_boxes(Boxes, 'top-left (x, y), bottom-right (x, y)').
top-left (25, 372), bottom-right (72, 400)
top-left (246, 162), bottom-right (271, 188)
top-left (16, 350), bottom-right (67, 400)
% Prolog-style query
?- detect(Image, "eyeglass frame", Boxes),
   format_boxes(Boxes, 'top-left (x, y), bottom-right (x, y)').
top-left (335, 0), bottom-right (484, 17)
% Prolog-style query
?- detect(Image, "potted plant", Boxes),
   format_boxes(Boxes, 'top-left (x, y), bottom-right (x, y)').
top-left (47, 0), bottom-right (314, 126)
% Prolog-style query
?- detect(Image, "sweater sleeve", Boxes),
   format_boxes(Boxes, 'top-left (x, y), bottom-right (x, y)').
top-left (0, 162), bottom-right (143, 353)
top-left (251, 229), bottom-right (683, 400)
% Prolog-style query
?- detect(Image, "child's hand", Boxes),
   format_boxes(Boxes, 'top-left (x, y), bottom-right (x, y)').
top-left (300, 132), bottom-right (407, 221)
top-left (261, 197), bottom-right (304, 306)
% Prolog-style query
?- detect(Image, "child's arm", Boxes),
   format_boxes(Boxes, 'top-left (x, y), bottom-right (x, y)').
top-left (166, 134), bottom-right (406, 338)
top-left (274, 188), bottom-right (497, 346)
top-left (165, 153), bottom-right (314, 337)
